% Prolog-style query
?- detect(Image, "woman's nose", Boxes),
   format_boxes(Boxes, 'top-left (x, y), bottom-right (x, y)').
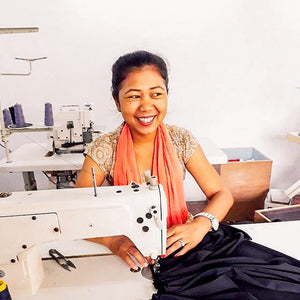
top-left (139, 95), bottom-right (153, 111)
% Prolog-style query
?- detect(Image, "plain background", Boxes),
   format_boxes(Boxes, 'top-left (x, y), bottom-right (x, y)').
top-left (0, 0), bottom-right (299, 197)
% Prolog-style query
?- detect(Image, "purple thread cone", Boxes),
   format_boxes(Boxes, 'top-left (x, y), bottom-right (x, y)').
top-left (44, 102), bottom-right (54, 126)
top-left (14, 103), bottom-right (26, 127)
top-left (9, 106), bottom-right (15, 124)
top-left (3, 109), bottom-right (13, 128)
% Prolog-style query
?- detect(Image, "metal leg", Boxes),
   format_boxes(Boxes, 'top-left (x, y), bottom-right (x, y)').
top-left (22, 171), bottom-right (37, 191)
top-left (55, 171), bottom-right (76, 189)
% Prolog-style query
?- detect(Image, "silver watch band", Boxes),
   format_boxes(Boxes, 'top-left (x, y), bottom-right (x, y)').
top-left (193, 211), bottom-right (219, 231)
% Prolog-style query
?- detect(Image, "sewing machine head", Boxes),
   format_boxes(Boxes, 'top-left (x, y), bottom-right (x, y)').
top-left (0, 182), bottom-right (167, 297)
top-left (49, 104), bottom-right (101, 154)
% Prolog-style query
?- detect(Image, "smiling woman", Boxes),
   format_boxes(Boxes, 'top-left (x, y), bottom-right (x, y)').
top-left (75, 50), bottom-right (300, 299)
top-left (76, 50), bottom-right (234, 269)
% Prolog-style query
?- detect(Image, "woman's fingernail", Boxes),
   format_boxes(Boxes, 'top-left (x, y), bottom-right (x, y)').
top-left (130, 266), bottom-right (141, 272)
top-left (161, 254), bottom-right (166, 258)
top-left (174, 254), bottom-right (179, 258)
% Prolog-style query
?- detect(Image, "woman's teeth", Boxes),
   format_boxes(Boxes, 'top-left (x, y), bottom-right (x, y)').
top-left (138, 116), bottom-right (155, 123)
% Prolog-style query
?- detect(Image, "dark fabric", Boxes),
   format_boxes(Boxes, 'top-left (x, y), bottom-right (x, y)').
top-left (151, 224), bottom-right (300, 300)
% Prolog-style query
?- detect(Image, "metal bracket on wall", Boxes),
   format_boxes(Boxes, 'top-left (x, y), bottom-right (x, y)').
top-left (0, 57), bottom-right (47, 76)
top-left (0, 27), bottom-right (39, 34)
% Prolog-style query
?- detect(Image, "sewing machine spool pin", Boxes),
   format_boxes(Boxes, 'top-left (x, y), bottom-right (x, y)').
top-left (91, 167), bottom-right (97, 197)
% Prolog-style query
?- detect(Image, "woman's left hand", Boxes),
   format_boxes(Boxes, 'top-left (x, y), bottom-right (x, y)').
top-left (166, 216), bottom-right (212, 257)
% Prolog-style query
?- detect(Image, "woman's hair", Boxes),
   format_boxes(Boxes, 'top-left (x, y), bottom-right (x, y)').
top-left (111, 50), bottom-right (169, 100)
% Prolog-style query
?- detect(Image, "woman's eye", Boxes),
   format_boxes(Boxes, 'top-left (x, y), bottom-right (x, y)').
top-left (127, 95), bottom-right (140, 99)
top-left (152, 93), bottom-right (162, 97)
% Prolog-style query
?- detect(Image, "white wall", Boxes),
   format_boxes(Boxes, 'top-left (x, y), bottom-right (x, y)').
top-left (0, 0), bottom-right (299, 193)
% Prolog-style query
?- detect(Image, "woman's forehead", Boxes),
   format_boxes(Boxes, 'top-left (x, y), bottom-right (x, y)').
top-left (121, 66), bottom-right (165, 89)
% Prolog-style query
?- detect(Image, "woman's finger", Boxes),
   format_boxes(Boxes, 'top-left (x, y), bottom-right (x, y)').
top-left (174, 243), bottom-right (194, 257)
top-left (165, 239), bottom-right (186, 256)
top-left (121, 252), bottom-right (141, 270)
top-left (166, 232), bottom-right (185, 248)
top-left (127, 246), bottom-right (149, 268)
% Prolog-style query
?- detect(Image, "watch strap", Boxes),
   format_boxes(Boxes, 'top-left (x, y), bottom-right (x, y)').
top-left (193, 211), bottom-right (219, 231)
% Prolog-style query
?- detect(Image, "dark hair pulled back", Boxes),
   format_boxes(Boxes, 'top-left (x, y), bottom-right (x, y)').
top-left (111, 50), bottom-right (169, 100)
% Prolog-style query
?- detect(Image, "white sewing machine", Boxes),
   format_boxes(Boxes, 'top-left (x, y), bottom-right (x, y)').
top-left (0, 180), bottom-right (167, 298)
top-left (48, 104), bottom-right (101, 154)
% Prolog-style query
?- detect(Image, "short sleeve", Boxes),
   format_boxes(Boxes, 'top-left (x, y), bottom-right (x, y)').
top-left (167, 125), bottom-right (199, 165)
top-left (182, 128), bottom-right (199, 163)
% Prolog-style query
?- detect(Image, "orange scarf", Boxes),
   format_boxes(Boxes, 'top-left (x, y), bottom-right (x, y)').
top-left (113, 123), bottom-right (188, 228)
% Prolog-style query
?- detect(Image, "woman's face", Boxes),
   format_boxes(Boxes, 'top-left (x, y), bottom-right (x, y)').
top-left (116, 65), bottom-right (168, 139)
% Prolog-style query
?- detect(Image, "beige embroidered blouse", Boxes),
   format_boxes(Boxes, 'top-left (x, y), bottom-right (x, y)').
top-left (84, 123), bottom-right (199, 185)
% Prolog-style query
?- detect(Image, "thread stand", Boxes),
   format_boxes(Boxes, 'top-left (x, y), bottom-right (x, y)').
top-left (0, 102), bottom-right (53, 163)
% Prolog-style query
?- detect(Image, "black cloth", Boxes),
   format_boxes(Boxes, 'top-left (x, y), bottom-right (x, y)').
top-left (151, 224), bottom-right (300, 300)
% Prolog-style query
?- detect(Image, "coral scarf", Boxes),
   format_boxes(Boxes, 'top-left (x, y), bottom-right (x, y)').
top-left (113, 123), bottom-right (188, 228)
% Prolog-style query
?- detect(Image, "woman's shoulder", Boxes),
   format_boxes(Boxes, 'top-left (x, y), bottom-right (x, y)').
top-left (166, 124), bottom-right (198, 142)
top-left (84, 124), bottom-right (123, 174)
top-left (95, 125), bottom-right (122, 145)
top-left (166, 124), bottom-right (199, 164)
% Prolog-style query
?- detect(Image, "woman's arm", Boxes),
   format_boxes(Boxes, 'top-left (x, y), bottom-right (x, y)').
top-left (75, 155), bottom-right (105, 187)
top-left (166, 145), bottom-right (234, 257)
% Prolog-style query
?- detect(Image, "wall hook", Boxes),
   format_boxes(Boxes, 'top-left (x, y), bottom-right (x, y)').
top-left (0, 56), bottom-right (47, 76)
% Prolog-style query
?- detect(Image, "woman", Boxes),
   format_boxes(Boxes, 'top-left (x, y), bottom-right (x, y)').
top-left (76, 50), bottom-right (233, 269)
top-left (76, 51), bottom-right (300, 299)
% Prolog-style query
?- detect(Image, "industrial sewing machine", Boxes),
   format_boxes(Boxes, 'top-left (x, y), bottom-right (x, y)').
top-left (48, 104), bottom-right (101, 154)
top-left (0, 103), bottom-right (101, 164)
top-left (0, 179), bottom-right (167, 298)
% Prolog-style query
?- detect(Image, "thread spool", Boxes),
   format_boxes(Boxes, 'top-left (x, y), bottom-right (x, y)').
top-left (44, 102), bottom-right (54, 126)
top-left (14, 103), bottom-right (26, 127)
top-left (0, 280), bottom-right (12, 300)
top-left (2, 109), bottom-right (13, 128)
top-left (8, 107), bottom-right (15, 124)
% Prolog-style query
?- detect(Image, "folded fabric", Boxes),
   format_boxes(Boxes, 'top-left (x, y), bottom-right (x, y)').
top-left (151, 224), bottom-right (300, 300)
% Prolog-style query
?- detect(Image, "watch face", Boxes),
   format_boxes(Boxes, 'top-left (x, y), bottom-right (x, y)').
top-left (212, 219), bottom-right (219, 231)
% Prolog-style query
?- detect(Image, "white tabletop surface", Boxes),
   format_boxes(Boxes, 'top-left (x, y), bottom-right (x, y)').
top-left (0, 138), bottom-right (227, 173)
top-left (0, 143), bottom-right (83, 172)
top-left (9, 220), bottom-right (300, 300)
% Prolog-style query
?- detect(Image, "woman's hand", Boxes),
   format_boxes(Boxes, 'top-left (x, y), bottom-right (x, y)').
top-left (89, 235), bottom-right (149, 270)
top-left (165, 216), bottom-right (212, 257)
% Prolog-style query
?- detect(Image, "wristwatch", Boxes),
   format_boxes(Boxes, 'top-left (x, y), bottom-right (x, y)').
top-left (193, 212), bottom-right (219, 231)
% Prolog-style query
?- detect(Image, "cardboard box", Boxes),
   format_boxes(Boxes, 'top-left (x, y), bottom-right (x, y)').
top-left (254, 204), bottom-right (300, 223)
top-left (220, 147), bottom-right (272, 222)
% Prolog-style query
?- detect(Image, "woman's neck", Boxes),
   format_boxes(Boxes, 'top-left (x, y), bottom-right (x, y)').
top-left (130, 129), bottom-right (157, 145)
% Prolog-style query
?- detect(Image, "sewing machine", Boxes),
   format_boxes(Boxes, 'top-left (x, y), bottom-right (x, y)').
top-left (48, 104), bottom-right (101, 154)
top-left (0, 180), bottom-right (167, 298)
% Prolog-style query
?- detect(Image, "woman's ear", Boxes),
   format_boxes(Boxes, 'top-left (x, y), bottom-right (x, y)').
top-left (114, 97), bottom-right (121, 112)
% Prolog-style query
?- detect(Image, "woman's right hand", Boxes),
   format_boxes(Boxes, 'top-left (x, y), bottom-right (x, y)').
top-left (88, 235), bottom-right (149, 271)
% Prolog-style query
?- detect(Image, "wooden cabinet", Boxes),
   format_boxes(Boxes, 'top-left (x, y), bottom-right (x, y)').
top-left (220, 148), bottom-right (272, 222)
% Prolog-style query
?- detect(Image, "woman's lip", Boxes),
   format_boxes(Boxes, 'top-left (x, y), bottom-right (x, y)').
top-left (136, 116), bottom-right (156, 125)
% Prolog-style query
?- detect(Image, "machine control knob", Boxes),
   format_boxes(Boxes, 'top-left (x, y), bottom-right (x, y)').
top-left (137, 217), bottom-right (144, 224)
top-left (142, 226), bottom-right (149, 232)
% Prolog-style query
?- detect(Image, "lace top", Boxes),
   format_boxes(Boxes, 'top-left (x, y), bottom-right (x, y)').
top-left (85, 123), bottom-right (199, 185)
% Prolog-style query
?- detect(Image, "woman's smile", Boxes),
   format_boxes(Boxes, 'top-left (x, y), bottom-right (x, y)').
top-left (136, 115), bottom-right (156, 126)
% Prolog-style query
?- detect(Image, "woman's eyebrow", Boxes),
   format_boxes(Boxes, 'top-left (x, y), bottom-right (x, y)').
top-left (124, 86), bottom-right (164, 95)
top-left (124, 89), bottom-right (141, 95)
top-left (150, 86), bottom-right (164, 90)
